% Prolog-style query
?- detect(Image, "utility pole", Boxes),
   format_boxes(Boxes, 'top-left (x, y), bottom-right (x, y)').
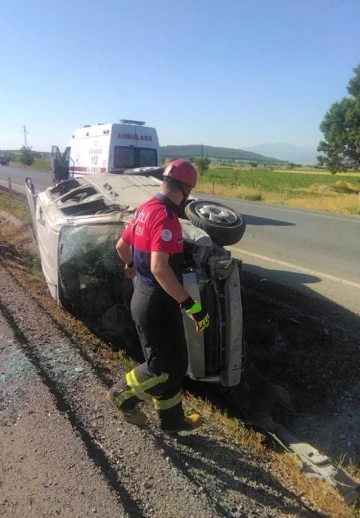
top-left (201, 143), bottom-right (203, 161)
top-left (22, 125), bottom-right (28, 147)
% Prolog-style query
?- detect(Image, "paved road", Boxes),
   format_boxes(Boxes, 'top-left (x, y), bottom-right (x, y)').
top-left (203, 193), bottom-right (360, 315)
top-left (2, 165), bottom-right (360, 314)
top-left (0, 164), bottom-right (50, 192)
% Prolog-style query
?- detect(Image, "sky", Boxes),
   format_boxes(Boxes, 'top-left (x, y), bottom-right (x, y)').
top-left (1, 0), bottom-right (360, 151)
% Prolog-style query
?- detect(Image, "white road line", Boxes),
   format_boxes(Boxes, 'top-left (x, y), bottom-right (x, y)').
top-left (228, 246), bottom-right (360, 289)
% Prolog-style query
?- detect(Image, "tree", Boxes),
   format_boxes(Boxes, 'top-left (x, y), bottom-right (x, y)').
top-left (347, 64), bottom-right (360, 98)
top-left (318, 65), bottom-right (360, 172)
top-left (193, 156), bottom-right (211, 175)
top-left (19, 146), bottom-right (35, 166)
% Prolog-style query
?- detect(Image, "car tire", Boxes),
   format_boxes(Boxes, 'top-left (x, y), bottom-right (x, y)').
top-left (184, 200), bottom-right (246, 246)
top-left (123, 167), bottom-right (164, 181)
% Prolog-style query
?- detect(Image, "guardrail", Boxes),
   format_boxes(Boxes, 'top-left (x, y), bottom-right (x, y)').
top-left (0, 177), bottom-right (48, 197)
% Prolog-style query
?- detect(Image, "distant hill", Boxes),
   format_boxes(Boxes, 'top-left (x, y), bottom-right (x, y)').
top-left (243, 143), bottom-right (318, 165)
top-left (160, 145), bottom-right (283, 163)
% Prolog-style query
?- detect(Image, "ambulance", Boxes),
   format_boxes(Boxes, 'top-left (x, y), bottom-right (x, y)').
top-left (51, 120), bottom-right (161, 182)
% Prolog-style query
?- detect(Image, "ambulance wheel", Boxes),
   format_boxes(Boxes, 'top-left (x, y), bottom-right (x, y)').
top-left (184, 200), bottom-right (246, 246)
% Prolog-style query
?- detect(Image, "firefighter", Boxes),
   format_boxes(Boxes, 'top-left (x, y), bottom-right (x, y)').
top-left (107, 159), bottom-right (210, 432)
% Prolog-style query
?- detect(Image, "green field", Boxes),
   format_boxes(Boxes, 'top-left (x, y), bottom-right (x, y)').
top-left (200, 167), bottom-right (360, 197)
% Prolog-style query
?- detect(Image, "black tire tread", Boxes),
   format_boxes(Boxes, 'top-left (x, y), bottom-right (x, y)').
top-left (184, 200), bottom-right (246, 246)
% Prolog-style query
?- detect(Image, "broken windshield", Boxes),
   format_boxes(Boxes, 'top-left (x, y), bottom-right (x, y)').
top-left (58, 223), bottom-right (139, 350)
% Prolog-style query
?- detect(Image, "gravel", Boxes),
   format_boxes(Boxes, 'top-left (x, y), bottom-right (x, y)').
top-left (0, 310), bottom-right (127, 517)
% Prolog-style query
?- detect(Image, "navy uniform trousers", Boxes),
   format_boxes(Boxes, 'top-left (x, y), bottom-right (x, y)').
top-left (111, 278), bottom-right (188, 428)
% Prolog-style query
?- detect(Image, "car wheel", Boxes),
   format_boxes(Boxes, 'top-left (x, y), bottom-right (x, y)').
top-left (184, 200), bottom-right (246, 246)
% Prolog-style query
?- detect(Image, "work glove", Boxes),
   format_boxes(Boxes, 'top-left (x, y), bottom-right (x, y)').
top-left (180, 297), bottom-right (210, 334)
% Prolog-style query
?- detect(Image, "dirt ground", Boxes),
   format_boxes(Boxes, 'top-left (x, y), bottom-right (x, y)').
top-left (242, 272), bottom-right (360, 464)
top-left (1, 202), bottom-right (360, 517)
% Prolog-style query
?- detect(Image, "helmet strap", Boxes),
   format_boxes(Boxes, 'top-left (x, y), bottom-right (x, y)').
top-left (179, 185), bottom-right (191, 210)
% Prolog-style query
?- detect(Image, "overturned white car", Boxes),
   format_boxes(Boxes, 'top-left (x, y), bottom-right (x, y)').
top-left (25, 169), bottom-right (246, 388)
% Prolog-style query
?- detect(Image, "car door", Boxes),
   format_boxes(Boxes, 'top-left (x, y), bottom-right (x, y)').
top-left (51, 145), bottom-right (70, 183)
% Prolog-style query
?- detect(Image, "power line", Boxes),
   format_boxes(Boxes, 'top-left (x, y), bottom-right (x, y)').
top-left (22, 125), bottom-right (29, 147)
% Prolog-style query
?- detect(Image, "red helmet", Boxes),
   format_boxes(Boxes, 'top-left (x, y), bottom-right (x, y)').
top-left (163, 159), bottom-right (197, 188)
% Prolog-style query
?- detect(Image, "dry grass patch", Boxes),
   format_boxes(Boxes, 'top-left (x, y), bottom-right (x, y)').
top-left (185, 394), bottom-right (265, 455)
top-left (185, 395), bottom-right (358, 517)
top-left (235, 186), bottom-right (264, 201)
top-left (306, 183), bottom-right (334, 194)
top-left (272, 453), bottom-right (356, 518)
top-left (334, 181), bottom-right (360, 194)
top-left (286, 194), bottom-right (360, 214)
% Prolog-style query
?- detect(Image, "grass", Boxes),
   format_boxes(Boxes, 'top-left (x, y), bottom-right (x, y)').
top-left (1, 194), bottom-right (359, 518)
top-left (30, 257), bottom-right (44, 280)
top-left (10, 158), bottom-right (51, 172)
top-left (196, 167), bottom-right (360, 215)
top-left (32, 159), bottom-right (51, 171)
top-left (0, 192), bottom-right (31, 221)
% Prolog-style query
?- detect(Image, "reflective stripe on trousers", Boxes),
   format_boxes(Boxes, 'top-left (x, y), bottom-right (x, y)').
top-left (114, 368), bottom-right (169, 407)
top-left (152, 392), bottom-right (182, 411)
